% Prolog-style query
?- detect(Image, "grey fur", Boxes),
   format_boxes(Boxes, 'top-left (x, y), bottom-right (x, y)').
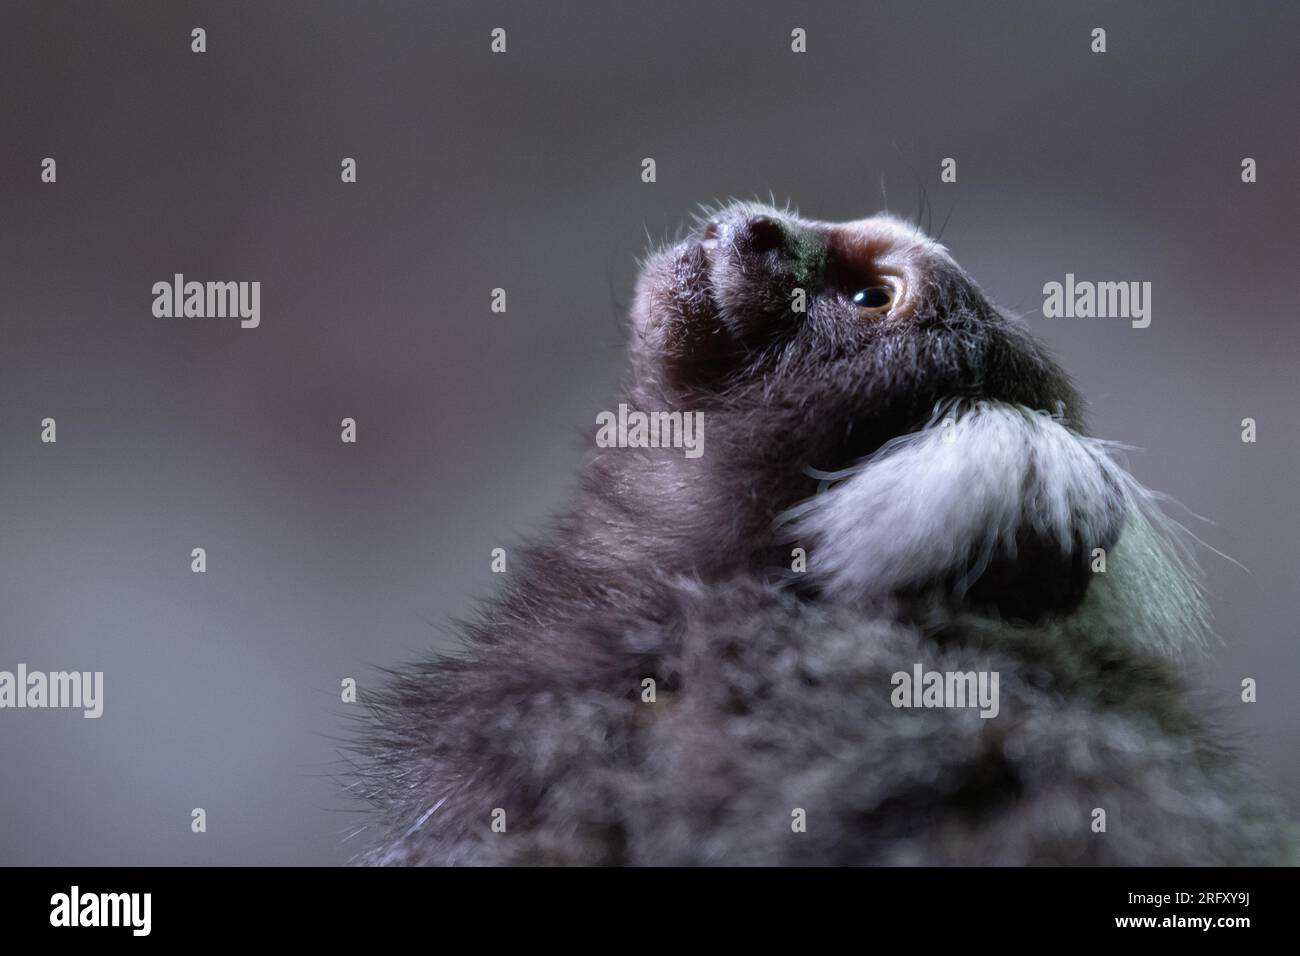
top-left (353, 202), bottom-right (1296, 865)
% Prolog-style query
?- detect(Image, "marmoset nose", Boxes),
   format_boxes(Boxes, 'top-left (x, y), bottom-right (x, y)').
top-left (735, 215), bottom-right (786, 254)
top-left (701, 214), bottom-right (787, 254)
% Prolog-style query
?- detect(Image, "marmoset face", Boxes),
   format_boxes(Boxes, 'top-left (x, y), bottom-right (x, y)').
top-left (631, 201), bottom-right (1080, 463)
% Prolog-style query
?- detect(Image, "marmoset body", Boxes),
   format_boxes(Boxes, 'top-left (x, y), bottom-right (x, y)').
top-left (358, 202), bottom-right (1293, 865)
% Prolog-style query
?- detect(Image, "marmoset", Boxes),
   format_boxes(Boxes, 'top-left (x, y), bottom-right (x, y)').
top-left (356, 201), bottom-right (1294, 865)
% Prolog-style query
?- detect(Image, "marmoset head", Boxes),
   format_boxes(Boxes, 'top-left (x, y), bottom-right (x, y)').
top-left (617, 202), bottom-right (1193, 631)
top-left (631, 200), bottom-right (1082, 463)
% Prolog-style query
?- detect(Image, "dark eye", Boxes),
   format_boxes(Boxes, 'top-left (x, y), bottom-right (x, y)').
top-left (852, 286), bottom-right (893, 310)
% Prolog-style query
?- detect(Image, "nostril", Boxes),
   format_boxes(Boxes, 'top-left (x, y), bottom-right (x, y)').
top-left (739, 215), bottom-right (786, 254)
top-left (701, 220), bottom-right (722, 246)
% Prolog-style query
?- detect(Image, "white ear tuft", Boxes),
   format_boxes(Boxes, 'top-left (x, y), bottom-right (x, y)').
top-left (779, 401), bottom-right (1208, 652)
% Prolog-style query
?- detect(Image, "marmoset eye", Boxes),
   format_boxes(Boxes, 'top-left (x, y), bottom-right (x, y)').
top-left (852, 286), bottom-right (893, 310)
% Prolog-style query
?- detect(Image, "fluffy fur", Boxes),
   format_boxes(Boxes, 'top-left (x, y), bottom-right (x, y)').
top-left (353, 201), bottom-right (1295, 865)
top-left (359, 577), bottom-right (1287, 865)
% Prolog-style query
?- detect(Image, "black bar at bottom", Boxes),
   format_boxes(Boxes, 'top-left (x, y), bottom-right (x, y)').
top-left (0, 866), bottom-right (1285, 941)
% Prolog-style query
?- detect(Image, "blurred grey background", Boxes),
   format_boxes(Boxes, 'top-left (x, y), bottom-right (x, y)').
top-left (1, 1), bottom-right (1296, 865)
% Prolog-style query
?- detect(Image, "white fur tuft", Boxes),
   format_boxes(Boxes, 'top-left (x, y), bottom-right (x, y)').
top-left (780, 401), bottom-right (1209, 652)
